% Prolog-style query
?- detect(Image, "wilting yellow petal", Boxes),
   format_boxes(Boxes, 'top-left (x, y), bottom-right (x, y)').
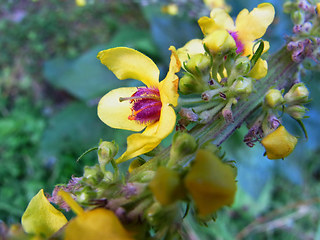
top-left (65, 208), bottom-right (133, 240)
top-left (98, 87), bottom-right (147, 131)
top-left (184, 149), bottom-right (237, 217)
top-left (176, 39), bottom-right (205, 63)
top-left (236, 3), bottom-right (275, 44)
top-left (97, 47), bottom-right (160, 88)
top-left (261, 126), bottom-right (298, 159)
top-left (22, 189), bottom-right (67, 238)
top-left (159, 46), bottom-right (180, 107)
top-left (248, 58), bottom-right (268, 79)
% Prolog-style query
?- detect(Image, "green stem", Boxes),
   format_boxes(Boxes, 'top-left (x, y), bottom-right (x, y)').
top-left (177, 97), bottom-right (205, 107)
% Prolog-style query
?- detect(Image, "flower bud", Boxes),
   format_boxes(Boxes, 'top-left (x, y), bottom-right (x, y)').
top-left (286, 105), bottom-right (307, 119)
top-left (185, 54), bottom-right (211, 75)
top-left (264, 89), bottom-right (284, 108)
top-left (128, 158), bottom-right (146, 173)
top-left (284, 83), bottom-right (309, 105)
top-left (261, 126), bottom-right (298, 159)
top-left (203, 30), bottom-right (236, 54)
top-left (83, 164), bottom-right (104, 185)
top-left (76, 187), bottom-right (97, 204)
top-left (179, 74), bottom-right (209, 94)
top-left (98, 141), bottom-right (118, 171)
top-left (170, 132), bottom-right (197, 162)
top-left (184, 149), bottom-right (237, 217)
top-left (291, 10), bottom-right (305, 25)
top-left (232, 77), bottom-right (253, 96)
top-left (149, 167), bottom-right (185, 206)
top-left (283, 1), bottom-right (297, 14)
top-left (233, 57), bottom-right (251, 76)
top-left (145, 202), bottom-right (162, 226)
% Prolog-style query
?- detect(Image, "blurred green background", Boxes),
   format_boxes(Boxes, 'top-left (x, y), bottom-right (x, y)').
top-left (0, 0), bottom-right (319, 239)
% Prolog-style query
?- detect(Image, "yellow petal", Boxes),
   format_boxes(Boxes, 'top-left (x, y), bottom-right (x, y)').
top-left (159, 47), bottom-right (180, 107)
top-left (261, 126), bottom-right (298, 159)
top-left (57, 190), bottom-right (84, 216)
top-left (236, 3), bottom-right (275, 43)
top-left (198, 16), bottom-right (218, 35)
top-left (244, 40), bottom-right (270, 57)
top-left (116, 105), bottom-right (176, 163)
top-left (209, 8), bottom-right (235, 30)
top-left (248, 58), bottom-right (268, 79)
top-left (97, 47), bottom-right (160, 88)
top-left (65, 208), bottom-right (133, 240)
top-left (116, 133), bottom-right (161, 163)
top-left (21, 189), bottom-right (67, 238)
top-left (176, 39), bottom-right (205, 63)
top-left (98, 87), bottom-right (147, 131)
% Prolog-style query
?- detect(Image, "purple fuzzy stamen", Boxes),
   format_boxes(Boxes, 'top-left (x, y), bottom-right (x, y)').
top-left (229, 31), bottom-right (245, 54)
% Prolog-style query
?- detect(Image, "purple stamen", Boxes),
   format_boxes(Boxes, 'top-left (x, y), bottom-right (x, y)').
top-left (229, 31), bottom-right (245, 55)
top-left (125, 87), bottom-right (162, 124)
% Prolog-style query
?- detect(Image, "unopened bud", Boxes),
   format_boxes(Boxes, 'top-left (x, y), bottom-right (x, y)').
top-left (283, 1), bottom-right (297, 14)
top-left (234, 57), bottom-right (251, 75)
top-left (284, 83), bottom-right (309, 104)
top-left (83, 164), bottom-right (104, 185)
top-left (169, 132), bottom-right (197, 166)
top-left (291, 10), bottom-right (305, 25)
top-left (179, 108), bottom-right (199, 122)
top-left (261, 126), bottom-right (298, 159)
top-left (179, 74), bottom-right (209, 94)
top-left (149, 167), bottom-right (185, 206)
top-left (232, 77), bottom-right (253, 96)
top-left (98, 141), bottom-right (118, 171)
top-left (76, 187), bottom-right (97, 203)
top-left (185, 54), bottom-right (211, 75)
top-left (203, 30), bottom-right (236, 54)
top-left (286, 105), bottom-right (307, 119)
top-left (264, 89), bottom-right (284, 108)
top-left (301, 22), bottom-right (312, 33)
top-left (146, 202), bottom-right (162, 225)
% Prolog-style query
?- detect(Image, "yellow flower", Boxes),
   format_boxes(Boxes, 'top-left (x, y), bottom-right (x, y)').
top-left (198, 3), bottom-right (275, 56)
top-left (176, 39), bottom-right (205, 64)
top-left (57, 191), bottom-right (133, 240)
top-left (261, 126), bottom-right (298, 159)
top-left (184, 149), bottom-right (237, 217)
top-left (75, 0), bottom-right (86, 7)
top-left (198, 3), bottom-right (274, 79)
top-left (203, 29), bottom-right (236, 54)
top-left (97, 47), bottom-right (181, 163)
top-left (21, 189), bottom-right (67, 238)
top-left (161, 4), bottom-right (179, 16)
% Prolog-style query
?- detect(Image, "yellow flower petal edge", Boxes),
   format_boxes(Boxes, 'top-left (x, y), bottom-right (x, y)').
top-left (21, 189), bottom-right (67, 238)
top-left (176, 39), bottom-right (205, 63)
top-left (65, 209), bottom-right (133, 240)
top-left (97, 47), bottom-right (160, 88)
top-left (236, 3), bottom-right (275, 54)
top-left (98, 87), bottom-right (147, 131)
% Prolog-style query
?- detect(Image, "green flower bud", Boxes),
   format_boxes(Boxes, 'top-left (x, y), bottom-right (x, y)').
top-left (169, 132), bottom-right (197, 163)
top-left (76, 187), bottom-right (97, 204)
top-left (185, 54), bottom-right (211, 75)
top-left (234, 57), bottom-right (251, 76)
top-left (140, 170), bottom-right (156, 183)
top-left (145, 202), bottom-right (162, 226)
top-left (179, 74), bottom-right (209, 94)
top-left (261, 126), bottom-right (298, 159)
top-left (203, 30), bottom-right (236, 54)
top-left (149, 167), bottom-right (185, 206)
top-left (98, 141), bottom-right (118, 171)
top-left (232, 77), bottom-right (253, 96)
top-left (291, 10), bottom-right (305, 25)
top-left (265, 89), bottom-right (284, 108)
top-left (283, 1), bottom-right (297, 14)
top-left (286, 105), bottom-right (307, 119)
top-left (83, 164), bottom-right (104, 185)
top-left (184, 149), bottom-right (237, 217)
top-left (284, 83), bottom-right (309, 105)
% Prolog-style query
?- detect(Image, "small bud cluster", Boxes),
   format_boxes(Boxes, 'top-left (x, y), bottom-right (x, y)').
top-left (244, 83), bottom-right (309, 159)
top-left (284, 0), bottom-right (320, 62)
top-left (177, 39), bottom-right (265, 127)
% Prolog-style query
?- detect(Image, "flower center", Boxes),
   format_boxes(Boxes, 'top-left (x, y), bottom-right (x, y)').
top-left (120, 87), bottom-right (162, 125)
top-left (228, 31), bottom-right (244, 55)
